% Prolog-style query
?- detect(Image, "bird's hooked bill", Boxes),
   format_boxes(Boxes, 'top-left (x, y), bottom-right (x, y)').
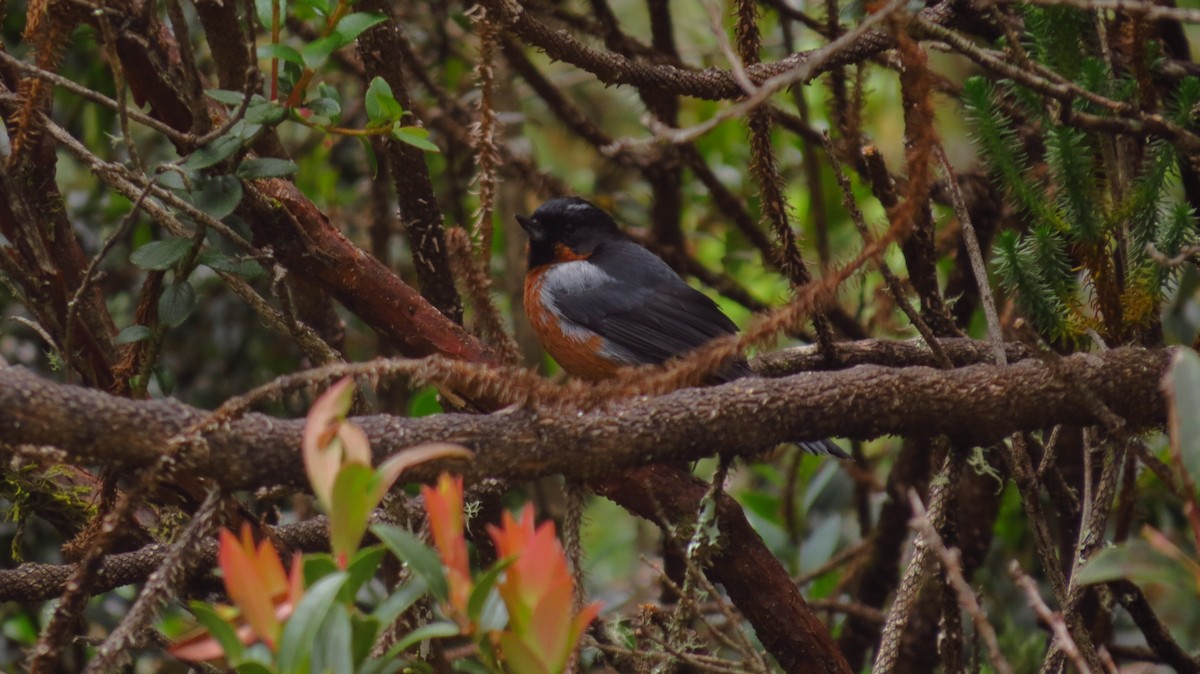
top-left (515, 214), bottom-right (545, 242)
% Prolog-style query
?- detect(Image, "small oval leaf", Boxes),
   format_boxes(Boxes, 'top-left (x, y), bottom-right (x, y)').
top-left (131, 237), bottom-right (193, 270)
top-left (245, 102), bottom-right (287, 126)
top-left (206, 88), bottom-right (248, 105)
top-left (257, 43), bottom-right (305, 67)
top-left (191, 174), bottom-right (244, 220)
top-left (159, 281), bottom-right (197, 328)
top-left (301, 34), bottom-right (344, 70)
top-left (184, 134), bottom-right (243, 171)
top-left (115, 325), bottom-right (152, 345)
top-left (391, 126), bottom-right (438, 153)
top-left (365, 77), bottom-right (402, 123)
top-left (333, 12), bottom-right (386, 43)
top-left (236, 157), bottom-right (299, 179)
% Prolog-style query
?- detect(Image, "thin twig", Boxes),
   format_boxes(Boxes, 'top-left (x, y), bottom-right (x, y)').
top-left (63, 180), bottom-right (155, 380)
top-left (936, 146), bottom-right (1006, 367)
top-left (873, 447), bottom-right (953, 674)
top-left (603, 0), bottom-right (909, 153)
top-left (1010, 561), bottom-right (1092, 674)
top-left (84, 488), bottom-right (225, 673)
top-left (824, 133), bottom-right (952, 369)
top-left (0, 48), bottom-right (187, 144)
top-left (908, 489), bottom-right (1013, 674)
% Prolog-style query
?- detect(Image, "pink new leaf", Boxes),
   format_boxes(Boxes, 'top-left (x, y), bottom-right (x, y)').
top-left (373, 443), bottom-right (472, 507)
top-left (302, 377), bottom-right (359, 511)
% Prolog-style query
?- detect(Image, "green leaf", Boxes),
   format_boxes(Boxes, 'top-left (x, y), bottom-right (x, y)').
top-left (1170, 349), bottom-right (1200, 479)
top-left (230, 118), bottom-right (265, 142)
top-left (452, 659), bottom-right (493, 674)
top-left (365, 77), bottom-right (403, 123)
top-left (311, 604), bottom-right (354, 674)
top-left (330, 463), bottom-right (377, 564)
top-left (235, 663), bottom-right (276, 674)
top-left (359, 657), bottom-right (415, 674)
top-left (350, 613), bottom-right (380, 667)
top-left (307, 96), bottom-right (341, 120)
top-left (371, 576), bottom-right (429, 626)
top-left (292, 0), bottom-right (329, 17)
top-left (183, 134), bottom-right (243, 170)
top-left (372, 524), bottom-right (449, 601)
top-left (159, 281), bottom-right (197, 328)
top-left (391, 125), bottom-right (438, 153)
top-left (198, 250), bottom-right (266, 278)
top-left (155, 170), bottom-right (187, 191)
top-left (236, 157), bottom-right (299, 179)
top-left (302, 34), bottom-right (344, 70)
top-left (467, 556), bottom-right (514, 624)
top-left (130, 237), bottom-right (193, 270)
top-left (240, 643), bottom-right (275, 665)
top-left (258, 43), bottom-right (304, 67)
top-left (343, 546), bottom-right (387, 602)
top-left (254, 0), bottom-right (288, 32)
top-left (360, 136), bottom-right (378, 178)
top-left (333, 12), bottom-right (387, 42)
top-left (207, 88), bottom-right (249, 105)
top-left (153, 364), bottom-right (176, 395)
top-left (303, 554), bottom-right (341, 587)
top-left (406, 386), bottom-right (443, 417)
top-left (475, 585), bottom-right (508, 634)
top-left (188, 600), bottom-right (244, 661)
top-left (276, 572), bottom-right (349, 674)
top-left (385, 622), bottom-right (460, 658)
top-left (191, 174), bottom-right (244, 220)
top-left (245, 102), bottom-right (287, 126)
top-left (3, 614), bottom-right (37, 643)
top-left (1076, 541), bottom-right (1197, 587)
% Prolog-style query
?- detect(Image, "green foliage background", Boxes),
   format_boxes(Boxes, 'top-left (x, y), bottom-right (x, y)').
top-left (2, 0), bottom-right (1200, 671)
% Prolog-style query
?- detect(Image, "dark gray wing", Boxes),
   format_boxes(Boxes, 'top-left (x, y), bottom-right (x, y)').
top-left (546, 241), bottom-right (749, 378)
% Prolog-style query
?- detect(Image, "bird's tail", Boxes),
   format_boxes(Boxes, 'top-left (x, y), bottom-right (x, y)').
top-left (796, 439), bottom-right (851, 459)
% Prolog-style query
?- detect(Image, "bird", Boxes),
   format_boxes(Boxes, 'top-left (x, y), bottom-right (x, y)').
top-left (515, 196), bottom-right (847, 458)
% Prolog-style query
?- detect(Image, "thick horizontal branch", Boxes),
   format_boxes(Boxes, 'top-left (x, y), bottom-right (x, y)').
top-left (0, 346), bottom-right (1171, 491)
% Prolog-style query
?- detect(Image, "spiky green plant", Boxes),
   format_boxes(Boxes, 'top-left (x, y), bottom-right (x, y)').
top-left (964, 57), bottom-right (1199, 345)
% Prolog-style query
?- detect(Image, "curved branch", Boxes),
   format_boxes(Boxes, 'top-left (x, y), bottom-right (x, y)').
top-left (0, 346), bottom-right (1171, 491)
top-left (242, 181), bottom-right (491, 362)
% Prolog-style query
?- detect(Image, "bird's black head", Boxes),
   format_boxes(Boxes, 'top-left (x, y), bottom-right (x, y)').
top-left (516, 197), bottom-right (624, 269)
